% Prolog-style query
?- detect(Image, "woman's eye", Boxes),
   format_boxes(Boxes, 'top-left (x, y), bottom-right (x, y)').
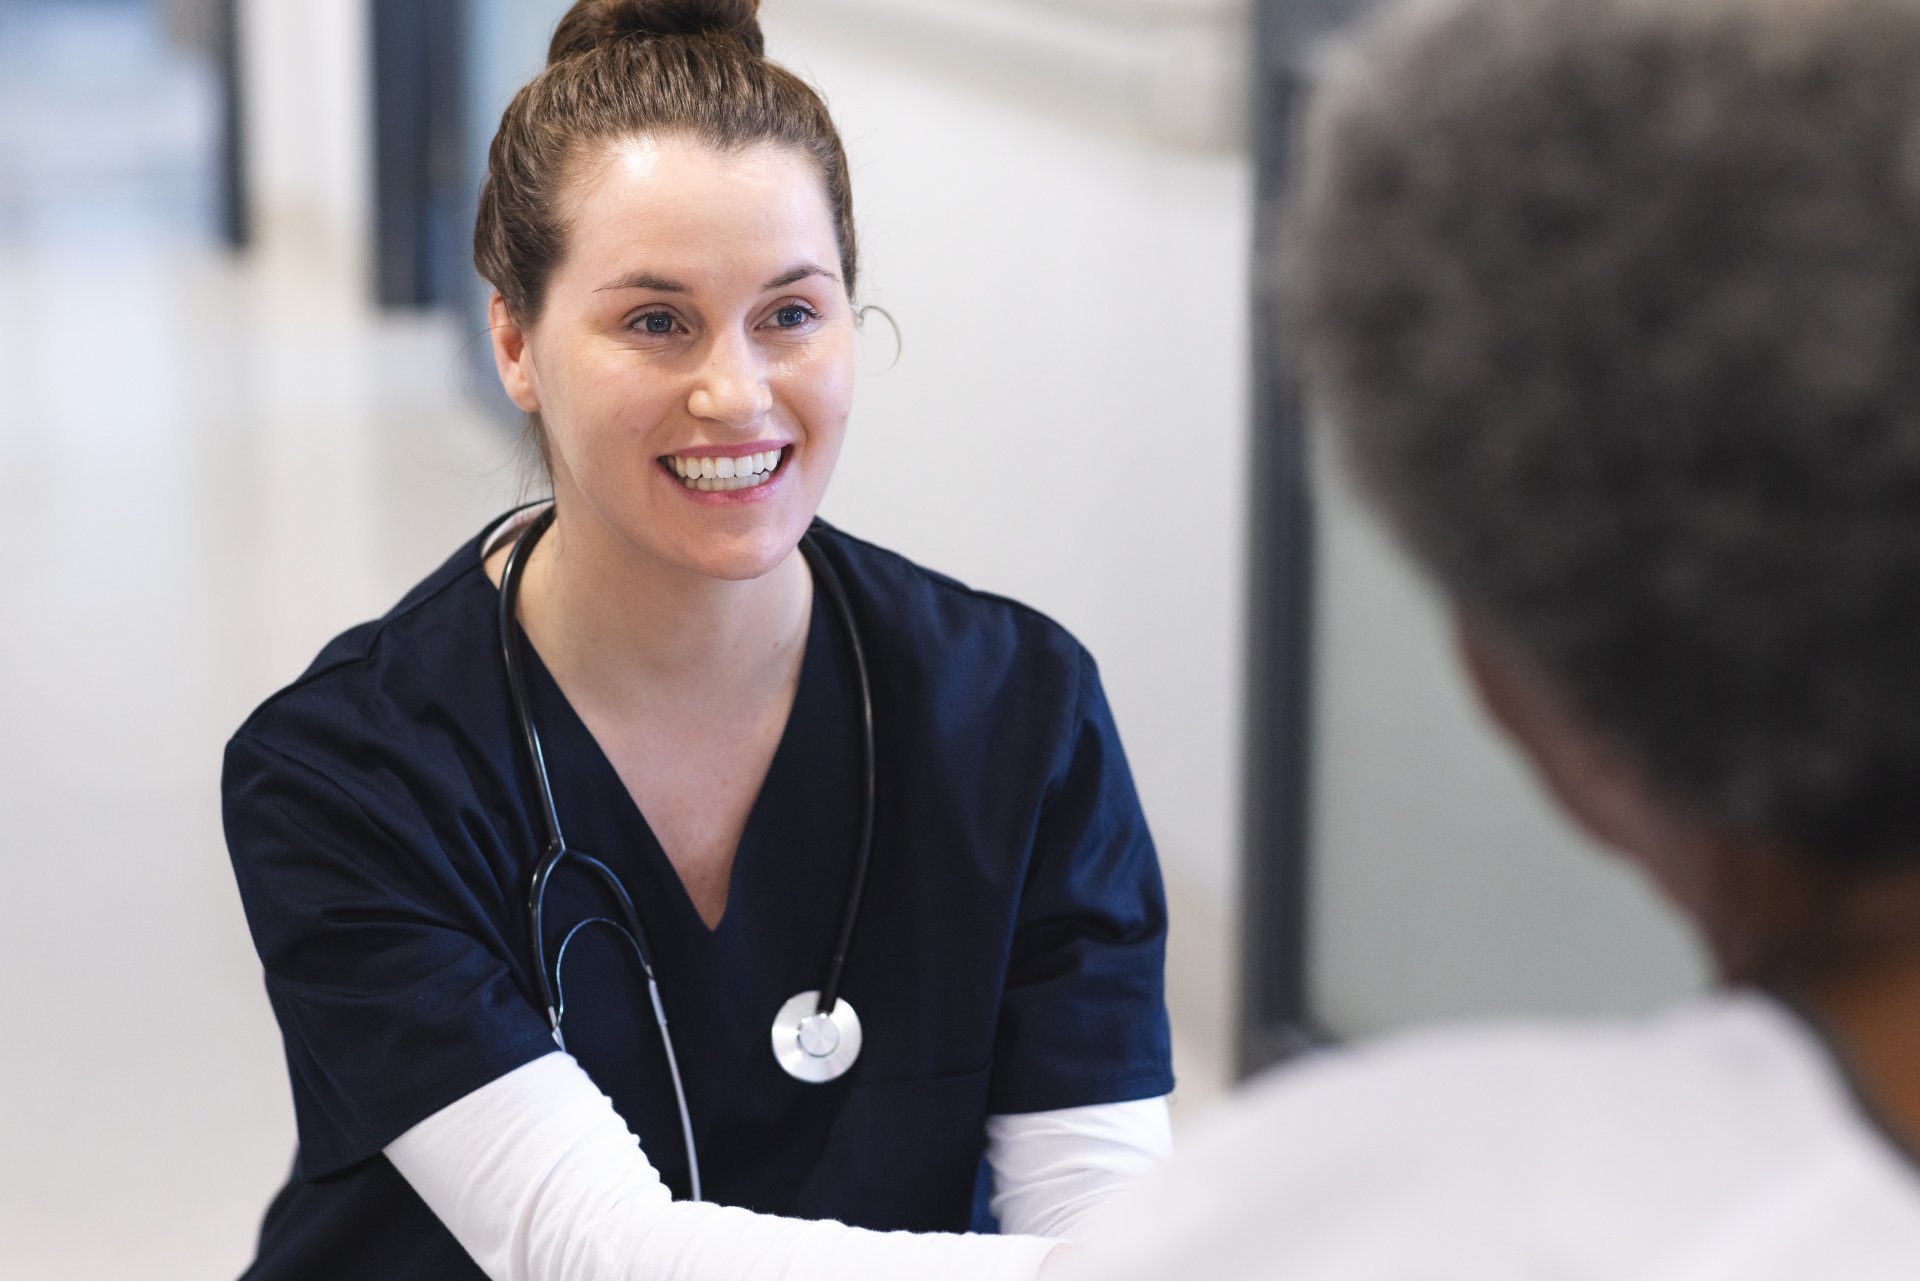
top-left (634, 312), bottom-right (676, 335)
top-left (773, 305), bottom-right (816, 330)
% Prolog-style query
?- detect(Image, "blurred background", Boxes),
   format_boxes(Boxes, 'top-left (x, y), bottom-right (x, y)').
top-left (0, 0), bottom-right (1707, 1275)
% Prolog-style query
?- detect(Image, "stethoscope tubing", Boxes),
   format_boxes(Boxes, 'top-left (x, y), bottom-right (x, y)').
top-left (496, 504), bottom-right (879, 1199)
top-left (501, 515), bottom-right (568, 853)
top-left (803, 534), bottom-right (874, 1019)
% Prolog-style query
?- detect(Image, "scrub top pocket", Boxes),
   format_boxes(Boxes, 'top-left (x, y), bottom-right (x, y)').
top-left (786, 1065), bottom-right (994, 1232)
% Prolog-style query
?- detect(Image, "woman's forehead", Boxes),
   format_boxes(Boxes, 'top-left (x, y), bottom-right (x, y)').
top-left (556, 135), bottom-right (840, 292)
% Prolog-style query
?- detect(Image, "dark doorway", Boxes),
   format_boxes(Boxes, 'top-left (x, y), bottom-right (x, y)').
top-left (1237, 0), bottom-right (1361, 1078)
top-left (213, 0), bottom-right (245, 248)
top-left (371, 0), bottom-right (470, 308)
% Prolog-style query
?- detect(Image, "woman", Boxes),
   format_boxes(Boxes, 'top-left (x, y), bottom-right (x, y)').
top-left (222, 3), bottom-right (1172, 1277)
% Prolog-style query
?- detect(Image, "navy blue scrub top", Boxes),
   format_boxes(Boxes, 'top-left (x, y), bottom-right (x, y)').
top-left (223, 513), bottom-right (1174, 1279)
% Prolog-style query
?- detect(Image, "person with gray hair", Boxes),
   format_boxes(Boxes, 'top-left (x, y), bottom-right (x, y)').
top-left (1055, 0), bottom-right (1920, 1274)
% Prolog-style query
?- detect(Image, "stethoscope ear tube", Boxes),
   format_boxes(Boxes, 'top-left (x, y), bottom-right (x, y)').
top-left (527, 837), bottom-right (567, 1035)
top-left (500, 509), bottom-right (568, 1025)
top-left (500, 507), bottom-right (566, 853)
top-left (502, 508), bottom-right (665, 1004)
top-left (796, 532), bottom-right (877, 1022)
top-left (500, 505), bottom-right (704, 1198)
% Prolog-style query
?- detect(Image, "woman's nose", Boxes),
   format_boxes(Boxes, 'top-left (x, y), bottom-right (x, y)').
top-left (687, 333), bottom-right (774, 428)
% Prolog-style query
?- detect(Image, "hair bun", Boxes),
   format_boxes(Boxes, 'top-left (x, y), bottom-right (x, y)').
top-left (549, 0), bottom-right (764, 62)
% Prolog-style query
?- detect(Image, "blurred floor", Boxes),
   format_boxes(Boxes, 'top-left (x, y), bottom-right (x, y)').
top-left (0, 1), bottom-right (517, 1275)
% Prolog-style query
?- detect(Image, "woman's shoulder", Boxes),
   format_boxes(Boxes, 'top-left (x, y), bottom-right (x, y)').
top-left (1227, 992), bottom-right (1836, 1133)
top-left (229, 518), bottom-right (508, 769)
top-left (1071, 994), bottom-right (1916, 1281)
top-left (806, 524), bottom-right (1110, 773)
top-left (807, 521), bottom-right (1088, 673)
top-left (1162, 993), bottom-right (1865, 1226)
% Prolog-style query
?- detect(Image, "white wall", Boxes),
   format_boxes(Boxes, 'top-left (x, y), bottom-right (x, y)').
top-left (791, 0), bottom-right (1250, 150)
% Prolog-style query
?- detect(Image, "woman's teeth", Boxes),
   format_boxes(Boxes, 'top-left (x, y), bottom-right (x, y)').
top-left (666, 449), bottom-right (785, 492)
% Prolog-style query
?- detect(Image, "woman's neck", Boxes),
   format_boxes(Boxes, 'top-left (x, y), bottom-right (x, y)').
top-left (502, 501), bottom-right (812, 715)
top-left (1784, 949), bottom-right (1920, 1163)
top-left (1755, 869), bottom-right (1920, 1164)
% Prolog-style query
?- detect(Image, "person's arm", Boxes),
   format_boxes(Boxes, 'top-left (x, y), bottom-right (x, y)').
top-left (984, 1097), bottom-right (1173, 1238)
top-left (386, 1053), bottom-right (1061, 1281)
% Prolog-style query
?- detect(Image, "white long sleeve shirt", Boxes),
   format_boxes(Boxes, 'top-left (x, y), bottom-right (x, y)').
top-left (1055, 993), bottom-right (1920, 1281)
top-left (388, 1051), bottom-right (1170, 1281)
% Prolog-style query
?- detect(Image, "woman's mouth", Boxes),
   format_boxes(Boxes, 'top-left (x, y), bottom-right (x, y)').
top-left (662, 447), bottom-right (788, 492)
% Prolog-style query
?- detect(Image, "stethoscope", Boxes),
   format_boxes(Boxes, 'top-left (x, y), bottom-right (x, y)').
top-left (497, 505), bottom-right (876, 1201)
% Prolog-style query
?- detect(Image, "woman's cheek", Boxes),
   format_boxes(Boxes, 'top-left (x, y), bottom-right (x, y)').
top-left (799, 343), bottom-right (857, 429)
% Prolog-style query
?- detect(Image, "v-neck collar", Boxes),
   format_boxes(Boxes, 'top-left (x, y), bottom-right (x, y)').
top-left (529, 591), bottom-right (829, 941)
top-left (505, 573), bottom-right (832, 938)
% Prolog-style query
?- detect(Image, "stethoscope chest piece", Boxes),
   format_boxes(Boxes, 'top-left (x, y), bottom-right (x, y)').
top-left (772, 990), bottom-right (862, 1083)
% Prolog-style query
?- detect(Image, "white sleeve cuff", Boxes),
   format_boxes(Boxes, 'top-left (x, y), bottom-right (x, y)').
top-left (386, 1052), bottom-right (1059, 1281)
top-left (986, 1096), bottom-right (1174, 1239)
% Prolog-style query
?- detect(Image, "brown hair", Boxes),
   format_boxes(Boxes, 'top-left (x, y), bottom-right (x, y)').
top-left (474, 0), bottom-right (858, 328)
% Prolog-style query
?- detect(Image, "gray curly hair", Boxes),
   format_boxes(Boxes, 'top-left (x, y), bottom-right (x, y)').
top-left (1286, 0), bottom-right (1920, 866)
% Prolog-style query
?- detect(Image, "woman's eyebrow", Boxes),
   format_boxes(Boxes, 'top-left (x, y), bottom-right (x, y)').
top-left (595, 270), bottom-right (687, 293)
top-left (593, 264), bottom-right (841, 294)
top-left (763, 263), bottom-right (840, 290)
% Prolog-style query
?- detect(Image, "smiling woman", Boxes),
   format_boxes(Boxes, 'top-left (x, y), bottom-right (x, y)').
top-left (218, 2), bottom-right (1174, 1280)
top-left (487, 135), bottom-right (854, 582)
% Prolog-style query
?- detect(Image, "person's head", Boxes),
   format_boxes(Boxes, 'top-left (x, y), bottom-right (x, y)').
top-left (1286, 0), bottom-right (1920, 981)
top-left (476, 0), bottom-right (859, 580)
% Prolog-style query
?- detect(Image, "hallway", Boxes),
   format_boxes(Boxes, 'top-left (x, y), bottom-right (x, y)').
top-left (0, 0), bottom-right (1282, 1269)
top-left (0, 2), bottom-right (516, 1273)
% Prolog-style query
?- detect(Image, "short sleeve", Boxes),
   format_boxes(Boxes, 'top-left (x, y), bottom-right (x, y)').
top-left (989, 649), bottom-right (1175, 1115)
top-left (223, 732), bottom-right (556, 1179)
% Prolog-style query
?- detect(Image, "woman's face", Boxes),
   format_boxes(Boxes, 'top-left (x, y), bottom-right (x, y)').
top-left (492, 135), bottom-right (855, 582)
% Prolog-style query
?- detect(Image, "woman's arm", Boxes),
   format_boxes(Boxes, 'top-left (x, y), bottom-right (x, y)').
top-left (985, 1098), bottom-right (1173, 1238)
top-left (386, 1053), bottom-right (1061, 1281)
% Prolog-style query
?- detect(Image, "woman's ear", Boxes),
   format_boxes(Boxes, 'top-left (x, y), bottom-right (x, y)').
top-left (1453, 611), bottom-right (1648, 855)
top-left (488, 293), bottom-right (541, 414)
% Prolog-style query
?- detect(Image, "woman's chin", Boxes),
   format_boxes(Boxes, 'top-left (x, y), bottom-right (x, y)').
top-left (657, 521), bottom-right (810, 584)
